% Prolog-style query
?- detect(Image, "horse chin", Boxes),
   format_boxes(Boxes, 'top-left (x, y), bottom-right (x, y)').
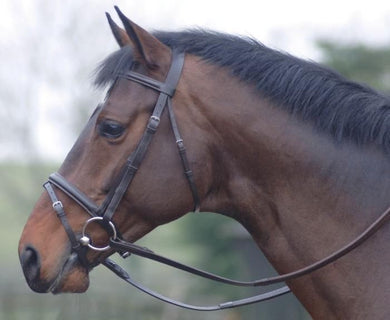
top-left (49, 253), bottom-right (90, 294)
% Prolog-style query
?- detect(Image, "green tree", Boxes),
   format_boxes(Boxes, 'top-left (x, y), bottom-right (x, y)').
top-left (317, 40), bottom-right (390, 92)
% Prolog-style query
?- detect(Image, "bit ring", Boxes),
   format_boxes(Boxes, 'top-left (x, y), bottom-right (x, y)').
top-left (81, 217), bottom-right (117, 251)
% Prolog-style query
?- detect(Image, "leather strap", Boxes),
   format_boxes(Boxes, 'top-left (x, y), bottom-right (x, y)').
top-left (102, 259), bottom-right (290, 311)
top-left (167, 98), bottom-right (200, 212)
top-left (44, 182), bottom-right (80, 249)
top-left (49, 173), bottom-right (98, 216)
top-left (119, 71), bottom-right (176, 96)
top-left (102, 51), bottom-right (189, 221)
top-left (44, 182), bottom-right (89, 268)
top-left (108, 204), bottom-right (390, 286)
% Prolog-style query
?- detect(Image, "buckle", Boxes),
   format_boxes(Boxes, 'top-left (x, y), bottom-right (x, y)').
top-left (147, 115), bottom-right (160, 133)
top-left (52, 200), bottom-right (63, 209)
top-left (150, 115), bottom-right (160, 122)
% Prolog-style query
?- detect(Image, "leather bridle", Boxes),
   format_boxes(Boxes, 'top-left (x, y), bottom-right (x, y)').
top-left (43, 50), bottom-right (390, 311)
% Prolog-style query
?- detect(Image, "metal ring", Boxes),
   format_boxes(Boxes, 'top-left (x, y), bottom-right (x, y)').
top-left (81, 217), bottom-right (117, 251)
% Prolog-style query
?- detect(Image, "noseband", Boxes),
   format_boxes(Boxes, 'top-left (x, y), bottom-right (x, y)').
top-left (43, 51), bottom-right (390, 311)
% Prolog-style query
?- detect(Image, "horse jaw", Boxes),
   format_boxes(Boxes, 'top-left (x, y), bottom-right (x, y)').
top-left (49, 253), bottom-right (90, 294)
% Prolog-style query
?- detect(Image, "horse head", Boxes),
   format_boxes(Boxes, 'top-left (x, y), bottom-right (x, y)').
top-left (18, 8), bottom-right (213, 293)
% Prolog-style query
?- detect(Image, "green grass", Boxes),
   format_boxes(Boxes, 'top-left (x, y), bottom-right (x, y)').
top-left (1, 163), bottom-right (56, 262)
top-left (0, 162), bottom-right (309, 320)
top-left (0, 162), bottom-right (240, 320)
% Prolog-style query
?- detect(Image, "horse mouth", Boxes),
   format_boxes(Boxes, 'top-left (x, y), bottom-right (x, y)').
top-left (49, 253), bottom-right (90, 294)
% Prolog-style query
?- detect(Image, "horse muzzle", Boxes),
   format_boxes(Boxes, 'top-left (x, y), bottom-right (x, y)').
top-left (19, 244), bottom-right (90, 294)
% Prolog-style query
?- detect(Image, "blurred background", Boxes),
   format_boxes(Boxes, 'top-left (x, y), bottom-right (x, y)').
top-left (1, 0), bottom-right (390, 319)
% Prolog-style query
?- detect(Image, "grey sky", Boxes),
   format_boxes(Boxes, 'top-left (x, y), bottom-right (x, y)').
top-left (1, 0), bottom-right (390, 160)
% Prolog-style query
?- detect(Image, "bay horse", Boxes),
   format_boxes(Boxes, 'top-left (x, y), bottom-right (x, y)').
top-left (19, 7), bottom-right (389, 319)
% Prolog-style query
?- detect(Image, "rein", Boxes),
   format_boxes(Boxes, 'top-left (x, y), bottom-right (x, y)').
top-left (43, 51), bottom-right (390, 311)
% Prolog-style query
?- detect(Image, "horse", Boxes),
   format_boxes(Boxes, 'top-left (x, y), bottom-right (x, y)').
top-left (18, 7), bottom-right (389, 319)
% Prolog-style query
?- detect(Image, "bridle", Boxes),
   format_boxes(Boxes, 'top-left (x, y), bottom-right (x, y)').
top-left (45, 51), bottom-right (198, 250)
top-left (43, 50), bottom-right (390, 311)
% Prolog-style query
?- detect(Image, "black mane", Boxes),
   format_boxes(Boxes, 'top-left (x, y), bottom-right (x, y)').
top-left (95, 30), bottom-right (390, 154)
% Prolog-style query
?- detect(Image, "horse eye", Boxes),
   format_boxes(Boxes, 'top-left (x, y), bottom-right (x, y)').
top-left (98, 120), bottom-right (125, 139)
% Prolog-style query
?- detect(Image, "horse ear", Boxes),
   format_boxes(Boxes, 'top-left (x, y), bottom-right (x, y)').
top-left (114, 6), bottom-right (170, 69)
top-left (106, 12), bottom-right (130, 47)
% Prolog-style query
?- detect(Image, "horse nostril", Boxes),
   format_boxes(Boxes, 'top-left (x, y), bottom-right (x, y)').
top-left (20, 245), bottom-right (41, 283)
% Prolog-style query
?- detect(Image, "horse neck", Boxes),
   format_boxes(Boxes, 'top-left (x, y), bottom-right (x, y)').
top-left (185, 61), bottom-right (390, 319)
